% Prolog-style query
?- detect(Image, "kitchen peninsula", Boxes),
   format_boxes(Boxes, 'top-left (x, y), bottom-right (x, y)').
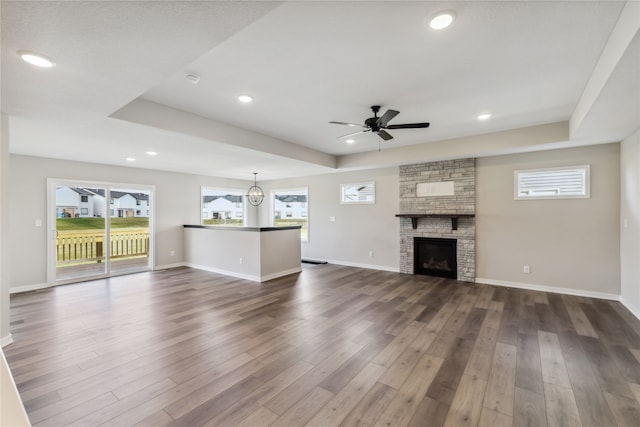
top-left (183, 225), bottom-right (302, 282)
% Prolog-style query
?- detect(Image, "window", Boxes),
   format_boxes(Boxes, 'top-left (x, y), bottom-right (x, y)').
top-left (201, 187), bottom-right (245, 226)
top-left (110, 209), bottom-right (114, 216)
top-left (80, 208), bottom-right (88, 215)
top-left (110, 198), bottom-right (115, 205)
top-left (341, 182), bottom-right (375, 204)
top-left (136, 200), bottom-right (141, 206)
top-left (136, 210), bottom-right (141, 215)
top-left (81, 195), bottom-right (88, 203)
top-left (515, 165), bottom-right (590, 200)
top-left (273, 188), bottom-right (309, 241)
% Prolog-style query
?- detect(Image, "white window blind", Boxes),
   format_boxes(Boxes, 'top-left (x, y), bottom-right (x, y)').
top-left (515, 165), bottom-right (590, 200)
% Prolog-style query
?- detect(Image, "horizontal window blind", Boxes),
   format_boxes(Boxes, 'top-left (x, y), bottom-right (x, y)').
top-left (515, 165), bottom-right (589, 200)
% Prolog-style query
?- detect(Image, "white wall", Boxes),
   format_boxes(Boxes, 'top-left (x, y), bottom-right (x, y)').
top-left (257, 167), bottom-right (400, 271)
top-left (8, 154), bottom-right (249, 288)
top-left (1, 114), bottom-right (10, 344)
top-left (621, 129), bottom-right (640, 317)
top-left (476, 143), bottom-right (620, 298)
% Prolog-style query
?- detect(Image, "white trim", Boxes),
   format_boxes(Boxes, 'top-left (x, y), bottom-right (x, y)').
top-left (154, 262), bottom-right (188, 271)
top-left (260, 267), bottom-right (302, 282)
top-left (324, 259), bottom-right (400, 273)
top-left (1, 334), bottom-right (13, 347)
top-left (187, 263), bottom-right (302, 283)
top-left (47, 178), bottom-right (155, 284)
top-left (475, 277), bottom-right (620, 301)
top-left (620, 296), bottom-right (640, 322)
top-left (188, 263), bottom-right (260, 282)
top-left (514, 164), bottom-right (590, 200)
top-left (10, 283), bottom-right (49, 294)
top-left (340, 182), bottom-right (376, 204)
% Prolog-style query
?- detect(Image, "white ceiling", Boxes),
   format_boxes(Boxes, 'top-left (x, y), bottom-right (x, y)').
top-left (2, 1), bottom-right (639, 181)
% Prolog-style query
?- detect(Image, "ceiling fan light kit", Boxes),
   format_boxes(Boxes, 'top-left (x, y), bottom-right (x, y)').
top-left (330, 105), bottom-right (430, 143)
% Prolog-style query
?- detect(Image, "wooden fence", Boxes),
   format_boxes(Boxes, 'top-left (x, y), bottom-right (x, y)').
top-left (56, 228), bottom-right (149, 264)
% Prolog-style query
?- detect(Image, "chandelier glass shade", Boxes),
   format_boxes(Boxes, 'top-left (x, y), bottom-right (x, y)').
top-left (247, 172), bottom-right (264, 206)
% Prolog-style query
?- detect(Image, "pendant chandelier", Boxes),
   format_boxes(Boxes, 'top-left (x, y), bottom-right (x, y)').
top-left (247, 172), bottom-right (264, 206)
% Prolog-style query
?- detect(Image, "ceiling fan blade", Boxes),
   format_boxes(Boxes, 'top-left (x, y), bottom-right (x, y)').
top-left (329, 121), bottom-right (366, 128)
top-left (386, 122), bottom-right (430, 129)
top-left (377, 130), bottom-right (393, 141)
top-left (338, 129), bottom-right (370, 139)
top-left (377, 109), bottom-right (399, 127)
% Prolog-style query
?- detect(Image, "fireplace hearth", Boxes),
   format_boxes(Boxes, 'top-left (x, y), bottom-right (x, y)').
top-left (414, 237), bottom-right (457, 279)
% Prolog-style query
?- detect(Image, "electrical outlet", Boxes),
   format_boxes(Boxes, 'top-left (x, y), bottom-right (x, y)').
top-left (170, 250), bottom-right (175, 257)
top-left (369, 250), bottom-right (374, 257)
top-left (35, 219), bottom-right (42, 227)
top-left (329, 216), bottom-right (336, 222)
top-left (239, 257), bottom-right (243, 265)
top-left (523, 265), bottom-right (530, 273)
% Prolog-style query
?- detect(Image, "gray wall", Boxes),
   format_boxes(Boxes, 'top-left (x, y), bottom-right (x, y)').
top-left (8, 154), bottom-right (250, 288)
top-left (6, 143), bottom-right (623, 301)
top-left (621, 129), bottom-right (640, 317)
top-left (476, 143), bottom-right (620, 296)
top-left (258, 168), bottom-right (400, 271)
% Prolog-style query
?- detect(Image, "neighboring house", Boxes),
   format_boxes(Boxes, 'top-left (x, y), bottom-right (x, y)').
top-left (202, 195), bottom-right (243, 220)
top-left (84, 188), bottom-right (106, 217)
top-left (109, 191), bottom-right (150, 218)
top-left (274, 195), bottom-right (307, 219)
top-left (55, 187), bottom-right (150, 218)
top-left (55, 186), bottom-right (97, 218)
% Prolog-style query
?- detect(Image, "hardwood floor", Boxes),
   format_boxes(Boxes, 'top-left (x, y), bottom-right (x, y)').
top-left (5, 265), bottom-right (640, 426)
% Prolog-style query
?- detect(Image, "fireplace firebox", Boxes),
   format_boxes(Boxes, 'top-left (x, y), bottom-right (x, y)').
top-left (414, 237), bottom-right (457, 279)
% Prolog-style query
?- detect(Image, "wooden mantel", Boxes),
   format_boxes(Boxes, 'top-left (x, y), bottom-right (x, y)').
top-left (395, 214), bottom-right (475, 230)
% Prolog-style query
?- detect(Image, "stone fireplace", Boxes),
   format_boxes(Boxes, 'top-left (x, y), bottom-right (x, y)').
top-left (399, 159), bottom-right (475, 282)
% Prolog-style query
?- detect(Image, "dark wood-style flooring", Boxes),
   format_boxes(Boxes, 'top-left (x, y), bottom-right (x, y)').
top-left (6, 265), bottom-right (640, 426)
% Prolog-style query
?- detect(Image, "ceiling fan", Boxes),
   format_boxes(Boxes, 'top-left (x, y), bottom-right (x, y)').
top-left (329, 105), bottom-right (430, 141)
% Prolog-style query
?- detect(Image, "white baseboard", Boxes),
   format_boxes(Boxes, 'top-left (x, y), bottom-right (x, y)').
top-left (1, 334), bottom-right (13, 347)
top-left (260, 267), bottom-right (302, 282)
top-left (324, 259), bottom-right (400, 273)
top-left (475, 277), bottom-right (620, 301)
top-left (10, 282), bottom-right (49, 294)
top-left (187, 263), bottom-right (261, 282)
top-left (187, 263), bottom-right (302, 283)
top-left (620, 296), bottom-right (640, 321)
top-left (153, 262), bottom-right (188, 271)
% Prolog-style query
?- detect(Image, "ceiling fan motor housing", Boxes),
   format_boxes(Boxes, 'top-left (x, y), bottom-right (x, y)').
top-left (365, 116), bottom-right (380, 131)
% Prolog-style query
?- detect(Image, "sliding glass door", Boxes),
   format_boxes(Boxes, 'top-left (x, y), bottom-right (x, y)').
top-left (49, 180), bottom-right (153, 284)
top-left (53, 184), bottom-right (108, 281)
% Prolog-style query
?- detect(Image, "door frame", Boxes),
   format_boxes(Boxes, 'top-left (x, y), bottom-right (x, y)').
top-left (47, 178), bottom-right (155, 286)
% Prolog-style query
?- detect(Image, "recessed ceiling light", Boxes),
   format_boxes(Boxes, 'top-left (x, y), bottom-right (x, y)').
top-left (125, 157), bottom-right (136, 162)
top-left (145, 151), bottom-right (158, 156)
top-left (346, 139), bottom-right (355, 144)
top-left (477, 113), bottom-right (492, 120)
top-left (429, 11), bottom-right (456, 30)
top-left (17, 50), bottom-right (56, 68)
top-left (238, 95), bottom-right (253, 103)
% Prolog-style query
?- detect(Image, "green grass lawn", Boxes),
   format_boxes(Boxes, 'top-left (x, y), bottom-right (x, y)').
top-left (274, 218), bottom-right (308, 240)
top-left (56, 217), bottom-right (149, 231)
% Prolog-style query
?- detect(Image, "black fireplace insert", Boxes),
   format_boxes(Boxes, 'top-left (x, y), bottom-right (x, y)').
top-left (414, 237), bottom-right (457, 279)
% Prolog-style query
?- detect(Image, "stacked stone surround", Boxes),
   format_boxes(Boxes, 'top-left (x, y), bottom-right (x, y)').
top-left (399, 159), bottom-right (476, 282)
